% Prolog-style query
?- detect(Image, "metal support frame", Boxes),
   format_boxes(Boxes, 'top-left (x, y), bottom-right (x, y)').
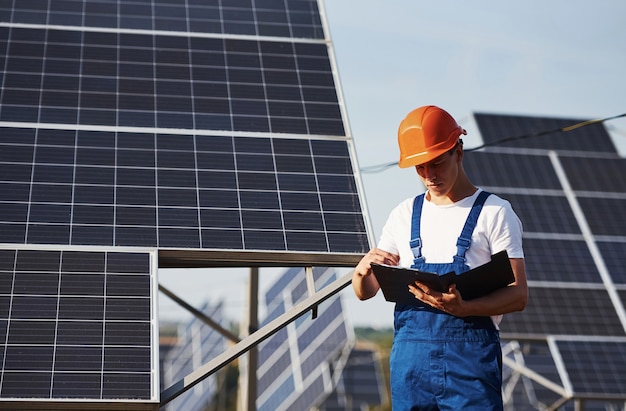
top-left (159, 271), bottom-right (353, 407)
top-left (244, 267), bottom-right (259, 411)
top-left (501, 340), bottom-right (571, 410)
top-left (501, 339), bottom-right (626, 411)
top-left (305, 266), bottom-right (318, 319)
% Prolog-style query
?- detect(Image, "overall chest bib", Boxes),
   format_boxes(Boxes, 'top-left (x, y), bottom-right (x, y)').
top-left (389, 191), bottom-right (504, 410)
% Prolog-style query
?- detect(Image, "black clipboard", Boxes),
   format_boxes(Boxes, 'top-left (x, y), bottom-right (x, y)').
top-left (371, 250), bottom-right (515, 305)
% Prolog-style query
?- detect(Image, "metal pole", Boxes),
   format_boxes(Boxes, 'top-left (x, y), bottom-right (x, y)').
top-left (159, 284), bottom-right (240, 343)
top-left (246, 267), bottom-right (259, 411)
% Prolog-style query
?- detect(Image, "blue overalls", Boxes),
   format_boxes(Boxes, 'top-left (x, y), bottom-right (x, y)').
top-left (389, 191), bottom-right (503, 411)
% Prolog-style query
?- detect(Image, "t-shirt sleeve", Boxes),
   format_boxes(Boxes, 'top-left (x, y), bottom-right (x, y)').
top-left (489, 200), bottom-right (524, 259)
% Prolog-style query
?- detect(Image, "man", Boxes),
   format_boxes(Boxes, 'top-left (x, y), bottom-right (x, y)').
top-left (353, 105), bottom-right (528, 410)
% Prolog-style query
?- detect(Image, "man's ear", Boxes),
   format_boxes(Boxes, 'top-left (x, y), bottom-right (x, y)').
top-left (455, 143), bottom-right (464, 162)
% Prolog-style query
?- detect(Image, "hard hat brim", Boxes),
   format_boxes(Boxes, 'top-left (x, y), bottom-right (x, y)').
top-left (398, 145), bottom-right (455, 168)
top-left (398, 130), bottom-right (465, 168)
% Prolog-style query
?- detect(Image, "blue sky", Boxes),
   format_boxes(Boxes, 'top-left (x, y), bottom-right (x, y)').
top-left (159, 1), bottom-right (626, 327)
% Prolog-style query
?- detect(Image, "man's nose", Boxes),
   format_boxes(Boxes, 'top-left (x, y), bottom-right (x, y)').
top-left (423, 165), bottom-right (436, 179)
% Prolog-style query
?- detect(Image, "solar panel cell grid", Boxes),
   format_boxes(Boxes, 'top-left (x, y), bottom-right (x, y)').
top-left (464, 151), bottom-right (562, 189)
top-left (599, 241), bottom-right (626, 284)
top-left (496, 193), bottom-right (581, 234)
top-left (0, 248), bottom-right (155, 401)
top-left (500, 287), bottom-right (625, 337)
top-left (1, 0), bottom-right (323, 39)
top-left (577, 197), bottom-right (626, 237)
top-left (556, 340), bottom-right (626, 395)
top-left (0, 0), bottom-right (371, 259)
top-left (1, 28), bottom-right (342, 134)
top-left (0, 128), bottom-right (369, 253)
top-left (560, 156), bottom-right (626, 193)
top-left (522, 239), bottom-right (601, 283)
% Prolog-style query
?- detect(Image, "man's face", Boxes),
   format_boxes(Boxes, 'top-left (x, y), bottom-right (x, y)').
top-left (414, 145), bottom-right (461, 198)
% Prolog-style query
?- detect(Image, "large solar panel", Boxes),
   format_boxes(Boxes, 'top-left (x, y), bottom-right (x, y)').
top-left (256, 266), bottom-right (353, 411)
top-left (0, 0), bottom-right (372, 267)
top-left (469, 112), bottom-right (626, 409)
top-left (0, 0), bottom-right (370, 408)
top-left (0, 246), bottom-right (158, 409)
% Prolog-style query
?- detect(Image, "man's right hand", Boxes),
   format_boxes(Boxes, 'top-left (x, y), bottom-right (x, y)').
top-left (352, 248), bottom-right (399, 300)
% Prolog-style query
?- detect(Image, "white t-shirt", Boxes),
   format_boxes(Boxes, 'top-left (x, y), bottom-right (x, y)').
top-left (377, 189), bottom-right (524, 326)
top-left (378, 189), bottom-right (523, 267)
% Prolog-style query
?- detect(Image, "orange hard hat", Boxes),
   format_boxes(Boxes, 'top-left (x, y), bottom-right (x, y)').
top-left (397, 105), bottom-right (467, 168)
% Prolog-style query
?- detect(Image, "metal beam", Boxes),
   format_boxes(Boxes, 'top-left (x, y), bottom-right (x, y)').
top-left (158, 284), bottom-right (240, 344)
top-left (245, 267), bottom-right (259, 411)
top-left (501, 354), bottom-right (570, 399)
top-left (305, 266), bottom-right (318, 319)
top-left (160, 270), bottom-right (353, 407)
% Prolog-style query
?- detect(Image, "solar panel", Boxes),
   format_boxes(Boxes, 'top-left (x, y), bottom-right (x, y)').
top-left (256, 266), bottom-right (352, 411)
top-left (559, 156), bottom-right (626, 193)
top-left (474, 112), bottom-right (617, 152)
top-left (319, 348), bottom-right (386, 410)
top-left (597, 241), bottom-right (626, 284)
top-left (0, 1), bottom-right (325, 39)
top-left (161, 301), bottom-right (227, 411)
top-left (522, 238), bottom-right (600, 283)
top-left (0, 0), bottom-right (369, 408)
top-left (577, 196), bottom-right (626, 236)
top-left (553, 338), bottom-right (626, 398)
top-left (0, 247), bottom-right (158, 409)
top-left (0, 0), bottom-right (372, 266)
top-left (493, 192), bottom-right (581, 234)
top-left (463, 151), bottom-right (561, 189)
top-left (502, 287), bottom-right (625, 337)
top-left (471, 112), bottom-right (626, 409)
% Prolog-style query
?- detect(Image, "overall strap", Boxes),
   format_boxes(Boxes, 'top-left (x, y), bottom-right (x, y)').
top-left (453, 190), bottom-right (492, 264)
top-left (409, 194), bottom-right (426, 265)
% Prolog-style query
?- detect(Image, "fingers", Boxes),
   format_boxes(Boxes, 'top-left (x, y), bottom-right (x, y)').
top-left (366, 248), bottom-right (399, 266)
top-left (355, 248), bottom-right (399, 278)
top-left (409, 281), bottom-right (462, 314)
top-left (408, 281), bottom-right (438, 300)
top-left (362, 249), bottom-right (398, 269)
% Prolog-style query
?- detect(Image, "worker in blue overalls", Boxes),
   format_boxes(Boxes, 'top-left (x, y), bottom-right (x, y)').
top-left (353, 105), bottom-right (528, 410)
